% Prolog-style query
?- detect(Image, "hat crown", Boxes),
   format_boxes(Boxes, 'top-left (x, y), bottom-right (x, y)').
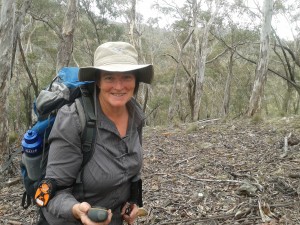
top-left (94, 42), bottom-right (138, 67)
top-left (79, 41), bottom-right (154, 84)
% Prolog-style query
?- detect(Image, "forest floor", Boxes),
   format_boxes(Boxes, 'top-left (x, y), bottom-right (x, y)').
top-left (1, 116), bottom-right (300, 225)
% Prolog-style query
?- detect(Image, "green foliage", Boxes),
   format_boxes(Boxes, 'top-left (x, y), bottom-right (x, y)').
top-left (6, 0), bottom-right (300, 136)
top-left (148, 93), bottom-right (171, 126)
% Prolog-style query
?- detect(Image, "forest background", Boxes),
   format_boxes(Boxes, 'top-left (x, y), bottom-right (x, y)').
top-left (0, 0), bottom-right (300, 156)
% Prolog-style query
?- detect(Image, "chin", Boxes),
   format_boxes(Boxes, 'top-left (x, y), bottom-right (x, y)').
top-left (110, 102), bottom-right (128, 108)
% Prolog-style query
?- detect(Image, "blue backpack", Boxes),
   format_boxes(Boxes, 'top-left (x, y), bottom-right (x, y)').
top-left (20, 67), bottom-right (96, 209)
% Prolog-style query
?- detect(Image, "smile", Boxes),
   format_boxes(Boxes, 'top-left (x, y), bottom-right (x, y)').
top-left (112, 93), bottom-right (126, 96)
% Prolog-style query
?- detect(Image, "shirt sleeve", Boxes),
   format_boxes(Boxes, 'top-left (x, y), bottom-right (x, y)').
top-left (45, 103), bottom-right (83, 221)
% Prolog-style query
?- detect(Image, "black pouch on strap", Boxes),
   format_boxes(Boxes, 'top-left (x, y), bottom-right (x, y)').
top-left (129, 179), bottom-right (143, 207)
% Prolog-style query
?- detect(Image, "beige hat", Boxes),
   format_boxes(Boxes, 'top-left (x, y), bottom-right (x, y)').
top-left (78, 42), bottom-right (154, 84)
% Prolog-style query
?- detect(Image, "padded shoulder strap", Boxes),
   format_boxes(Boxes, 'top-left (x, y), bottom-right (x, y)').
top-left (74, 83), bottom-right (97, 168)
top-left (73, 84), bottom-right (97, 201)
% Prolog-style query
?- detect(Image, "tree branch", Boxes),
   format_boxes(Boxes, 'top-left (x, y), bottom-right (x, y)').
top-left (212, 32), bottom-right (300, 92)
top-left (18, 34), bottom-right (38, 97)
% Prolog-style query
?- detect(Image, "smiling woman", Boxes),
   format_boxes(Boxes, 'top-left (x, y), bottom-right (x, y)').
top-left (39, 41), bottom-right (154, 225)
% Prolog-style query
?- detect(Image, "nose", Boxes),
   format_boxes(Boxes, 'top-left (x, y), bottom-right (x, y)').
top-left (113, 77), bottom-right (124, 89)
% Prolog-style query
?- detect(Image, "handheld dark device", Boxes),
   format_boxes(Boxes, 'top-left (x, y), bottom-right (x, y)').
top-left (87, 207), bottom-right (108, 222)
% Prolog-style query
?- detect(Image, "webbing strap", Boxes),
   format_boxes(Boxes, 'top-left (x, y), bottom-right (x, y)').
top-left (21, 192), bottom-right (31, 209)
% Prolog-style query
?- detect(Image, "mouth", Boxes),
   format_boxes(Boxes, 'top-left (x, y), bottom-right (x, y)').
top-left (111, 93), bottom-right (126, 97)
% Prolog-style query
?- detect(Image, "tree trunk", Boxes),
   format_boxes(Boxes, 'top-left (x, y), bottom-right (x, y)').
top-left (0, 0), bottom-right (15, 155)
top-left (193, 2), bottom-right (219, 121)
top-left (222, 51), bottom-right (234, 116)
top-left (56, 0), bottom-right (77, 73)
top-left (247, 0), bottom-right (273, 116)
top-left (168, 31), bottom-right (194, 122)
top-left (282, 83), bottom-right (293, 114)
top-left (128, 0), bottom-right (152, 114)
top-left (129, 0), bottom-right (136, 47)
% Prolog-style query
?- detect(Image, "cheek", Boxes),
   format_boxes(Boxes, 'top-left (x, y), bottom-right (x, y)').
top-left (130, 80), bottom-right (136, 89)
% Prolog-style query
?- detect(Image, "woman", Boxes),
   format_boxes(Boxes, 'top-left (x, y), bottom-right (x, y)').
top-left (41, 42), bottom-right (154, 225)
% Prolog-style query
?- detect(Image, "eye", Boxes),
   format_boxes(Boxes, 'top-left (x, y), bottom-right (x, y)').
top-left (102, 74), bottom-right (114, 81)
top-left (123, 74), bottom-right (135, 81)
top-left (105, 76), bottom-right (113, 80)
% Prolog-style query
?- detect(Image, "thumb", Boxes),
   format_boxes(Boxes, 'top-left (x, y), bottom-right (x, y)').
top-left (79, 202), bottom-right (91, 214)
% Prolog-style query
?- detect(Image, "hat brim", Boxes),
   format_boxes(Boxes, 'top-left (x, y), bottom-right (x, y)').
top-left (79, 64), bottom-right (154, 84)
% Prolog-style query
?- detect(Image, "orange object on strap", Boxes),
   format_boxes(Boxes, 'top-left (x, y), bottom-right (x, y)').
top-left (34, 179), bottom-right (57, 207)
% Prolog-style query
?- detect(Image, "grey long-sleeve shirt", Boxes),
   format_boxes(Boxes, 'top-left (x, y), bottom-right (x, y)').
top-left (42, 98), bottom-right (144, 225)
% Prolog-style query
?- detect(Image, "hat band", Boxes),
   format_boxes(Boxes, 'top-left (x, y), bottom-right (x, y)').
top-left (95, 55), bottom-right (138, 67)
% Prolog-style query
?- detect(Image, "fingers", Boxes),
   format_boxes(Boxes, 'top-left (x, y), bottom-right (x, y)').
top-left (121, 202), bottom-right (130, 215)
top-left (105, 209), bottom-right (113, 224)
top-left (72, 202), bottom-right (91, 220)
top-left (122, 203), bottom-right (139, 225)
top-left (73, 202), bottom-right (112, 225)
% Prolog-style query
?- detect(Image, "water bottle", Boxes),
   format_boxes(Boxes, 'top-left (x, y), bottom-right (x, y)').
top-left (21, 130), bottom-right (43, 181)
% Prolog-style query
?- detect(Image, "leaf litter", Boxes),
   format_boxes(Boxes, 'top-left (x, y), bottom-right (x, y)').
top-left (1, 117), bottom-right (300, 224)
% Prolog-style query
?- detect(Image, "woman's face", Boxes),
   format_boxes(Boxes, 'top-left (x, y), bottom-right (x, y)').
top-left (98, 71), bottom-right (136, 109)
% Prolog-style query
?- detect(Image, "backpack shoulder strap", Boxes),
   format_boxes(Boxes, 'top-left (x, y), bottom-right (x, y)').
top-left (73, 83), bottom-right (97, 201)
top-left (75, 83), bottom-right (97, 167)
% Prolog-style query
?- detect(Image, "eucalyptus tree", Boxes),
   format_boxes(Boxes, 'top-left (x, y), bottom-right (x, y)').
top-left (191, 0), bottom-right (221, 121)
top-left (153, 0), bottom-right (195, 122)
top-left (0, 0), bottom-right (15, 155)
top-left (126, 0), bottom-right (152, 113)
top-left (75, 0), bottom-right (127, 65)
top-left (247, 0), bottom-right (274, 116)
top-left (56, 0), bottom-right (78, 72)
top-left (8, 0), bottom-right (79, 130)
top-left (271, 0), bottom-right (300, 114)
top-left (164, 0), bottom-right (222, 122)
top-left (127, 0), bottom-right (137, 47)
top-left (0, 0), bottom-right (32, 155)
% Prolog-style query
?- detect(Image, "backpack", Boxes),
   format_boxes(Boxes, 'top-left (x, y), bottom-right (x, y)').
top-left (20, 67), bottom-right (97, 209)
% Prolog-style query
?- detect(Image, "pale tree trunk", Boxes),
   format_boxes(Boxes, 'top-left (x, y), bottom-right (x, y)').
top-left (247, 0), bottom-right (273, 116)
top-left (6, 0), bottom-right (31, 135)
top-left (168, 30), bottom-right (194, 122)
top-left (222, 51), bottom-right (234, 116)
top-left (128, 0), bottom-right (152, 114)
top-left (129, 0), bottom-right (136, 47)
top-left (56, 0), bottom-right (77, 73)
top-left (193, 1), bottom-right (219, 121)
top-left (0, 0), bottom-right (15, 155)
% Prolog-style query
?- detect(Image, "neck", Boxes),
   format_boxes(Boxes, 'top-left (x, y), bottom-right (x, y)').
top-left (99, 98), bottom-right (129, 138)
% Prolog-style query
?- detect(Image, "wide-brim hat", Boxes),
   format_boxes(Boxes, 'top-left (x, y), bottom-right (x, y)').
top-left (78, 42), bottom-right (154, 84)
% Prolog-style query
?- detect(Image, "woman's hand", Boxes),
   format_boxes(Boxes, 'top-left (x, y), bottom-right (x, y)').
top-left (72, 202), bottom-right (112, 225)
top-left (121, 202), bottom-right (139, 225)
